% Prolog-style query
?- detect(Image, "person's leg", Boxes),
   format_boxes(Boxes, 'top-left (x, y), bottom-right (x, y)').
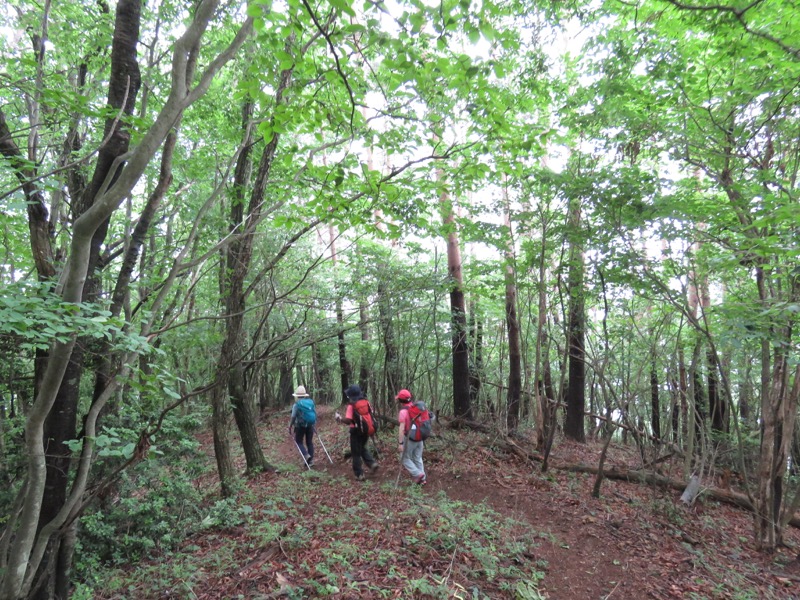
top-left (350, 429), bottom-right (364, 477)
top-left (361, 435), bottom-right (377, 470)
top-left (304, 426), bottom-right (314, 462)
top-left (410, 440), bottom-right (425, 482)
top-left (402, 440), bottom-right (423, 479)
top-left (294, 426), bottom-right (309, 460)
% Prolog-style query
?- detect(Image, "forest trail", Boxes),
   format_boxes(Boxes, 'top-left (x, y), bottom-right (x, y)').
top-left (268, 405), bottom-right (800, 599)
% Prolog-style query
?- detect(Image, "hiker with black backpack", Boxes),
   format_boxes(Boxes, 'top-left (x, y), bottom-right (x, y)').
top-left (335, 384), bottom-right (379, 481)
top-left (289, 385), bottom-right (316, 467)
top-left (396, 388), bottom-right (430, 485)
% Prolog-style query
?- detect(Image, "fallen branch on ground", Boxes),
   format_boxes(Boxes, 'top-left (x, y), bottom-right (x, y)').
top-left (497, 439), bottom-right (800, 529)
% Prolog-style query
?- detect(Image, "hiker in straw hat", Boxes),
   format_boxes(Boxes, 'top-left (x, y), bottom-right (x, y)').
top-left (289, 385), bottom-right (317, 467)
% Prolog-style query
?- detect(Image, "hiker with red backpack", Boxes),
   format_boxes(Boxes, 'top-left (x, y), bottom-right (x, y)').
top-left (396, 388), bottom-right (430, 485)
top-left (335, 384), bottom-right (379, 481)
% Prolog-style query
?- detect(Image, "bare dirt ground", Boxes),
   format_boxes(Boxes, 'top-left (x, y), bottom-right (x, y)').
top-left (270, 406), bottom-right (800, 599)
top-left (133, 404), bottom-right (800, 600)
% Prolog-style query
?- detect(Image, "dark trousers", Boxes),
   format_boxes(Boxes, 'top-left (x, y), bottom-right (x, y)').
top-left (349, 428), bottom-right (376, 476)
top-left (294, 425), bottom-right (314, 461)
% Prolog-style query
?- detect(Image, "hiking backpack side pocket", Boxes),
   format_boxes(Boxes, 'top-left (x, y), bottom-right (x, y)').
top-left (407, 401), bottom-right (431, 442)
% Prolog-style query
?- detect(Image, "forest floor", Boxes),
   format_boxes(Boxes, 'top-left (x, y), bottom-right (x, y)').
top-left (97, 405), bottom-right (800, 599)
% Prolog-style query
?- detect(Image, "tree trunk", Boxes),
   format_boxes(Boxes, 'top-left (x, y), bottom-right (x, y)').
top-left (533, 227), bottom-right (549, 451)
top-left (33, 2), bottom-right (143, 596)
top-left (739, 356), bottom-right (752, 423)
top-left (707, 349), bottom-right (726, 434)
top-left (468, 299), bottom-right (483, 414)
top-left (330, 225), bottom-right (352, 394)
top-left (278, 353), bottom-right (294, 408)
top-left (504, 199), bottom-right (521, 432)
top-left (756, 350), bottom-right (786, 549)
top-left (0, 112), bottom-right (55, 281)
top-left (378, 281), bottom-right (400, 404)
top-left (564, 198), bottom-right (585, 442)
top-left (312, 343), bottom-right (332, 406)
top-left (215, 71), bottom-right (293, 475)
top-left (211, 99), bottom-right (255, 486)
top-left (210, 376), bottom-right (238, 497)
top-left (669, 372), bottom-right (680, 444)
top-left (690, 340), bottom-right (706, 448)
top-left (438, 171), bottom-right (471, 420)
top-left (678, 345), bottom-right (689, 458)
top-left (0, 3), bottom-right (253, 595)
top-left (651, 363), bottom-right (661, 440)
top-left (358, 299), bottom-right (371, 400)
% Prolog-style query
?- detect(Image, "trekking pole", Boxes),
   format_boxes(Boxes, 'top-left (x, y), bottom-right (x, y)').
top-left (290, 431), bottom-right (311, 470)
top-left (395, 444), bottom-right (405, 488)
top-left (371, 436), bottom-right (381, 460)
top-left (314, 427), bottom-right (333, 463)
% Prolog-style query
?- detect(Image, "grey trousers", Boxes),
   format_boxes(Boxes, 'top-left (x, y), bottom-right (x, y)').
top-left (402, 438), bottom-right (425, 479)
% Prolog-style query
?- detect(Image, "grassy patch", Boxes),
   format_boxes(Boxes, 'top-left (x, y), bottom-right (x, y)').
top-left (89, 470), bottom-right (545, 599)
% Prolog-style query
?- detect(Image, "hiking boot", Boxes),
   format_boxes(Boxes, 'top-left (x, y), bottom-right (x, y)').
top-left (307, 458), bottom-right (313, 467)
top-left (414, 474), bottom-right (427, 485)
top-left (355, 473), bottom-right (366, 481)
top-left (368, 462), bottom-right (379, 473)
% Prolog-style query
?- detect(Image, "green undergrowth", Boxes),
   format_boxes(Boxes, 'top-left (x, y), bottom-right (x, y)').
top-left (88, 465), bottom-right (547, 599)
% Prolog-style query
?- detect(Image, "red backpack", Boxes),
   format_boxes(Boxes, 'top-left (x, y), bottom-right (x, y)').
top-left (352, 398), bottom-right (377, 437)
top-left (406, 400), bottom-right (432, 441)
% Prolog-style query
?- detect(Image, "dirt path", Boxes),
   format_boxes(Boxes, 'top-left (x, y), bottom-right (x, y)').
top-left (275, 406), bottom-right (800, 600)
top-left (281, 407), bottom-right (668, 600)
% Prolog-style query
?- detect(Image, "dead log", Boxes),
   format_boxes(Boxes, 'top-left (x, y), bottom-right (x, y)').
top-left (441, 416), bottom-right (492, 433)
top-left (496, 439), bottom-right (800, 529)
top-left (557, 463), bottom-right (800, 529)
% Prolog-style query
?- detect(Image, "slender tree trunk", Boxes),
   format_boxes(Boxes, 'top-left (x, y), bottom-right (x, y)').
top-left (691, 340), bottom-right (706, 450)
top-left (669, 369), bottom-right (680, 444)
top-left (210, 375), bottom-right (238, 497)
top-left (358, 299), bottom-right (371, 399)
top-left (438, 170), bottom-right (471, 419)
top-left (651, 362), bottom-right (661, 440)
top-left (312, 343), bottom-right (332, 405)
top-left (503, 197), bottom-right (521, 432)
top-left (32, 3), bottom-right (143, 596)
top-left (0, 111), bottom-right (56, 281)
top-left (739, 356), bottom-right (752, 423)
top-left (277, 353), bottom-right (294, 408)
top-left (753, 267), bottom-right (799, 549)
top-left (564, 198), bottom-right (585, 442)
top-left (533, 231), bottom-right (549, 451)
top-left (777, 365), bottom-right (800, 535)
top-left (215, 60), bottom-right (293, 476)
top-left (378, 281), bottom-right (400, 402)
top-left (468, 298), bottom-right (482, 412)
top-left (211, 100), bottom-right (255, 486)
top-left (678, 345), bottom-right (689, 461)
top-left (330, 225), bottom-right (352, 393)
top-left (707, 349), bottom-right (726, 434)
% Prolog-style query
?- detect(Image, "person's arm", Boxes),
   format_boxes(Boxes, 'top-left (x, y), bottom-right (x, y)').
top-left (289, 403), bottom-right (297, 429)
top-left (397, 408), bottom-right (407, 452)
top-left (336, 404), bottom-right (354, 425)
